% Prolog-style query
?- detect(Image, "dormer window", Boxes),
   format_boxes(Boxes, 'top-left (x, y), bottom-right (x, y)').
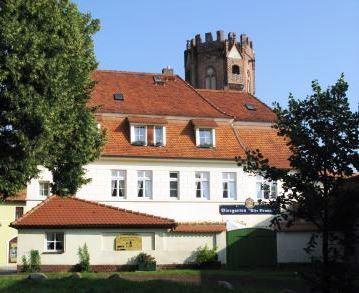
top-left (199, 129), bottom-right (213, 147)
top-left (232, 65), bottom-right (240, 75)
top-left (191, 119), bottom-right (217, 148)
top-left (133, 126), bottom-right (147, 146)
top-left (128, 117), bottom-right (167, 147)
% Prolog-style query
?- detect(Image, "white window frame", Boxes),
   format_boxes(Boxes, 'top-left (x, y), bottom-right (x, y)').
top-left (137, 171), bottom-right (152, 198)
top-left (195, 171), bottom-right (210, 199)
top-left (153, 126), bottom-right (166, 146)
top-left (169, 171), bottom-right (179, 198)
top-left (195, 128), bottom-right (216, 147)
top-left (130, 124), bottom-right (147, 145)
top-left (256, 175), bottom-right (278, 200)
top-left (39, 181), bottom-right (51, 197)
top-left (45, 232), bottom-right (64, 253)
top-left (111, 170), bottom-right (126, 198)
top-left (222, 172), bottom-right (237, 199)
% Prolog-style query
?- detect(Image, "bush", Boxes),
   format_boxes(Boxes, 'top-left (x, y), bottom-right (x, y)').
top-left (195, 245), bottom-right (218, 265)
top-left (29, 250), bottom-right (41, 272)
top-left (21, 250), bottom-right (41, 272)
top-left (21, 255), bottom-right (29, 272)
top-left (77, 243), bottom-right (90, 272)
top-left (135, 253), bottom-right (156, 271)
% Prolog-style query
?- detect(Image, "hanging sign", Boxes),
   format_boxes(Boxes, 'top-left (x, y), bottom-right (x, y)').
top-left (219, 198), bottom-right (276, 215)
top-left (115, 235), bottom-right (142, 251)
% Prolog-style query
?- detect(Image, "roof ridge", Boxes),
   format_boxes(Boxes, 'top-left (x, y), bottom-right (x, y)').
top-left (70, 196), bottom-right (175, 223)
top-left (11, 195), bottom-right (56, 226)
top-left (95, 69), bottom-right (161, 76)
top-left (178, 76), bottom-right (236, 119)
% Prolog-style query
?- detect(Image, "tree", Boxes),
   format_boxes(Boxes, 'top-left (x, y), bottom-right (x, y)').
top-left (237, 75), bottom-right (359, 292)
top-left (0, 0), bottom-right (105, 198)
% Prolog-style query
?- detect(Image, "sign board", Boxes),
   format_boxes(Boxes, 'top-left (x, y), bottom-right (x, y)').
top-left (219, 204), bottom-right (275, 215)
top-left (115, 235), bottom-right (142, 251)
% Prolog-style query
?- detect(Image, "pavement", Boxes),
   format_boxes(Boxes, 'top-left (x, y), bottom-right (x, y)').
top-left (0, 267), bottom-right (16, 275)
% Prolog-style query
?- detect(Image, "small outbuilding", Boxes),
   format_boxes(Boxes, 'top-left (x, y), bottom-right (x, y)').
top-left (11, 196), bottom-right (226, 272)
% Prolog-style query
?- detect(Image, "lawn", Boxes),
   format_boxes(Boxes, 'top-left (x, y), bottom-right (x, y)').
top-left (0, 269), bottom-right (308, 293)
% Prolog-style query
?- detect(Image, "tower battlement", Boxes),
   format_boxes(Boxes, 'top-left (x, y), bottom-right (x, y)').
top-left (184, 31), bottom-right (255, 94)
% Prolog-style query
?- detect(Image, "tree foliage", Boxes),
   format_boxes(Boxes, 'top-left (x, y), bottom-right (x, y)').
top-left (0, 0), bottom-right (105, 198)
top-left (237, 75), bottom-right (359, 292)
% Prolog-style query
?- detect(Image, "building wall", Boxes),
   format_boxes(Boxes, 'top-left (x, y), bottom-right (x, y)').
top-left (26, 158), bottom-right (279, 227)
top-left (0, 203), bottom-right (26, 267)
top-left (17, 228), bottom-right (226, 266)
top-left (277, 232), bottom-right (322, 263)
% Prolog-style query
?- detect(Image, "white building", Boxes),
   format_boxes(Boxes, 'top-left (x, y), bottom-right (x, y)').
top-left (11, 68), bottom-right (313, 271)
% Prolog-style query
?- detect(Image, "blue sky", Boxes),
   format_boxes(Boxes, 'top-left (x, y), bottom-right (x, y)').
top-left (73, 0), bottom-right (358, 110)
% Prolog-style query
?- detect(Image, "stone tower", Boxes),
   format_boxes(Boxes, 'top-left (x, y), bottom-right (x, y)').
top-left (184, 31), bottom-right (255, 94)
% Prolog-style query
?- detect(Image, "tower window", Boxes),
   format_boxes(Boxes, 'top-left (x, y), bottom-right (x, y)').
top-left (232, 65), bottom-right (240, 75)
top-left (205, 67), bottom-right (216, 89)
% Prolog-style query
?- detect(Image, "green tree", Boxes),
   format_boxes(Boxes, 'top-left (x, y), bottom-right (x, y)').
top-left (237, 75), bottom-right (359, 292)
top-left (0, 0), bottom-right (105, 198)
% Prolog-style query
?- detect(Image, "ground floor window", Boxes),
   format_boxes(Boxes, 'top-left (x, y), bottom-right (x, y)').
top-left (45, 232), bottom-right (64, 252)
top-left (8, 237), bottom-right (17, 263)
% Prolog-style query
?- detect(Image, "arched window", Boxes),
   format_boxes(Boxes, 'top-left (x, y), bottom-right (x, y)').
top-left (247, 70), bottom-right (251, 93)
top-left (205, 67), bottom-right (216, 89)
top-left (232, 65), bottom-right (240, 75)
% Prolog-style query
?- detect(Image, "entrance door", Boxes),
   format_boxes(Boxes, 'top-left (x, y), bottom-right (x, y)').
top-left (227, 228), bottom-right (277, 269)
top-left (8, 237), bottom-right (17, 264)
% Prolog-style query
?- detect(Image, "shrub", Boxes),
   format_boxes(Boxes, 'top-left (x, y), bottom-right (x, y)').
top-left (195, 245), bottom-right (218, 265)
top-left (77, 243), bottom-right (90, 272)
top-left (21, 255), bottom-right (29, 272)
top-left (29, 250), bottom-right (41, 272)
top-left (135, 253), bottom-right (156, 271)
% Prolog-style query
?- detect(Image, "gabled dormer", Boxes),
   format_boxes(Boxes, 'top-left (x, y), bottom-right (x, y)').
top-left (191, 119), bottom-right (218, 148)
top-left (128, 117), bottom-right (167, 147)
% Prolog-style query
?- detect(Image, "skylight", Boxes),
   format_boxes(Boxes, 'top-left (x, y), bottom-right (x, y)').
top-left (113, 93), bottom-right (124, 101)
top-left (245, 103), bottom-right (256, 111)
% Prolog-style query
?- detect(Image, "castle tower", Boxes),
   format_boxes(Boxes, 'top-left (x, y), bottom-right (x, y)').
top-left (184, 31), bottom-right (255, 94)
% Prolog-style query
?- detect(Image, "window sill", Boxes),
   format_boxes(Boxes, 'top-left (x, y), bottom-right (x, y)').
top-left (42, 251), bottom-right (64, 255)
top-left (131, 141), bottom-right (147, 146)
top-left (197, 145), bottom-right (215, 149)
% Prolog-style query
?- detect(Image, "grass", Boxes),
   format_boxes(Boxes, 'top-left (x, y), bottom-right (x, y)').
top-left (0, 269), bottom-right (307, 293)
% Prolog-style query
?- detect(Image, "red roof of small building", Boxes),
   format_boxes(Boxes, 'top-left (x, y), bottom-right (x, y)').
top-left (11, 196), bottom-right (175, 229)
top-left (89, 71), bottom-right (228, 118)
top-left (173, 223), bottom-right (226, 233)
top-left (127, 116), bottom-right (168, 125)
top-left (191, 119), bottom-right (218, 128)
top-left (198, 89), bottom-right (276, 122)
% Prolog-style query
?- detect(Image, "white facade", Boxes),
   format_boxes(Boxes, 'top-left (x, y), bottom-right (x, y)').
top-left (26, 158), bottom-right (280, 228)
top-left (17, 228), bottom-right (226, 266)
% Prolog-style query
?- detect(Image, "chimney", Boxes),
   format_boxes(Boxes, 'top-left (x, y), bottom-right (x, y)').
top-left (162, 66), bottom-right (174, 75)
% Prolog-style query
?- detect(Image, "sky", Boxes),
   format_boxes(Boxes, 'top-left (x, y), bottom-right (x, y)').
top-left (73, 0), bottom-right (359, 110)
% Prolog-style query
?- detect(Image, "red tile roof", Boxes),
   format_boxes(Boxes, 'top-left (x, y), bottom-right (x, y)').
top-left (191, 119), bottom-right (218, 128)
top-left (127, 116), bottom-right (168, 125)
top-left (89, 71), bottom-right (228, 118)
top-left (198, 89), bottom-right (276, 122)
top-left (99, 116), bottom-right (245, 160)
top-left (173, 223), bottom-right (226, 233)
top-left (1, 190), bottom-right (27, 203)
top-left (11, 196), bottom-right (175, 229)
top-left (235, 125), bottom-right (291, 168)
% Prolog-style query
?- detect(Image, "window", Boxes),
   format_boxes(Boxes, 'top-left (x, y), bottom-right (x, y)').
top-left (195, 172), bottom-right (210, 199)
top-left (133, 126), bottom-right (146, 145)
top-left (232, 65), bottom-right (240, 75)
top-left (199, 129), bottom-right (213, 147)
top-left (15, 207), bottom-right (24, 219)
top-left (247, 70), bottom-right (251, 93)
top-left (154, 126), bottom-right (164, 146)
top-left (222, 172), bottom-right (236, 199)
top-left (169, 172), bottom-right (179, 198)
top-left (111, 170), bottom-right (126, 197)
top-left (39, 181), bottom-right (50, 197)
top-left (256, 175), bottom-right (278, 199)
top-left (137, 171), bottom-right (152, 198)
top-left (45, 232), bottom-right (64, 252)
top-left (205, 67), bottom-right (216, 89)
